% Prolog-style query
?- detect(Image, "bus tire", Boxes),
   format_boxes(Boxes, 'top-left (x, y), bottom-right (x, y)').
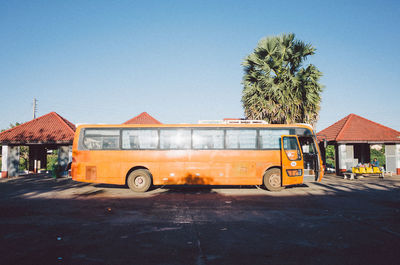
top-left (127, 169), bottom-right (152, 192)
top-left (263, 168), bottom-right (284, 192)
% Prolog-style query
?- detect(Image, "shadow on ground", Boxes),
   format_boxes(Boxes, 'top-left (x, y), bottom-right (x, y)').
top-left (0, 174), bottom-right (399, 265)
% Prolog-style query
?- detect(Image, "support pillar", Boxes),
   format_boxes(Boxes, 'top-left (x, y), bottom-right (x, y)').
top-left (338, 144), bottom-right (347, 173)
top-left (58, 146), bottom-right (70, 169)
top-left (1, 145), bottom-right (20, 178)
top-left (337, 144), bottom-right (355, 173)
top-left (385, 144), bottom-right (400, 174)
top-left (68, 145), bottom-right (72, 164)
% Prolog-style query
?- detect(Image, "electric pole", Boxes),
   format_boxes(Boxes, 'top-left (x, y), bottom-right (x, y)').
top-left (33, 98), bottom-right (37, 119)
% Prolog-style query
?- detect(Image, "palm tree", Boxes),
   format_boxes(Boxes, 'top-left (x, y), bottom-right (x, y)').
top-left (242, 33), bottom-right (323, 125)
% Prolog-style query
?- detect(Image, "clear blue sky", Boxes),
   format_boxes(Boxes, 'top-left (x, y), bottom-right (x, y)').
top-left (1, 0), bottom-right (399, 131)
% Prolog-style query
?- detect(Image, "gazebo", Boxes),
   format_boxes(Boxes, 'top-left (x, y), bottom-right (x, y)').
top-left (317, 114), bottom-right (400, 174)
top-left (0, 112), bottom-right (75, 177)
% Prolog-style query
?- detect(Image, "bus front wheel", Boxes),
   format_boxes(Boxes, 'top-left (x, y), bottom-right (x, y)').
top-left (127, 169), bottom-right (152, 192)
top-left (263, 168), bottom-right (284, 192)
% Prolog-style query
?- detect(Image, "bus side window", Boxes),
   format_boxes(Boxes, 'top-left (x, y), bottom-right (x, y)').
top-left (226, 130), bottom-right (257, 149)
top-left (160, 129), bottom-right (191, 150)
top-left (122, 129), bottom-right (158, 149)
top-left (192, 129), bottom-right (224, 149)
top-left (259, 129), bottom-right (290, 149)
top-left (82, 129), bottom-right (120, 150)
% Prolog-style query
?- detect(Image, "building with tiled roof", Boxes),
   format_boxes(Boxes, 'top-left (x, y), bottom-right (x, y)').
top-left (317, 114), bottom-right (400, 175)
top-left (317, 113), bottom-right (400, 143)
top-left (0, 112), bottom-right (75, 144)
top-left (123, 112), bottom-right (162, 124)
top-left (0, 112), bottom-right (75, 177)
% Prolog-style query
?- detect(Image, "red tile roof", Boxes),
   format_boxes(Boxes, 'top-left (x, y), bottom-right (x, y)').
top-left (317, 114), bottom-right (400, 143)
top-left (123, 112), bottom-right (162, 124)
top-left (0, 112), bottom-right (75, 144)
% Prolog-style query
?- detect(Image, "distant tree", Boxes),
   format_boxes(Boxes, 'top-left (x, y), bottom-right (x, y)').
top-left (1, 122), bottom-right (21, 132)
top-left (242, 33), bottom-right (323, 125)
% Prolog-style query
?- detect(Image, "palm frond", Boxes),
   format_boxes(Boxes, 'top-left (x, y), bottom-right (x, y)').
top-left (242, 33), bottom-right (323, 125)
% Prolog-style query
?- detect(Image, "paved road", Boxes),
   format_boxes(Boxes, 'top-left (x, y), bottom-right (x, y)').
top-left (0, 174), bottom-right (399, 265)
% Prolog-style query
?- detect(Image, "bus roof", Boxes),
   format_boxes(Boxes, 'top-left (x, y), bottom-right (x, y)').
top-left (76, 123), bottom-right (314, 131)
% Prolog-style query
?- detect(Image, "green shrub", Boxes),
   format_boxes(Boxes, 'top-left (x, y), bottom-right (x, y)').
top-left (51, 163), bottom-right (64, 178)
top-left (47, 153), bottom-right (58, 171)
top-left (326, 145), bottom-right (335, 168)
top-left (19, 157), bottom-right (27, 171)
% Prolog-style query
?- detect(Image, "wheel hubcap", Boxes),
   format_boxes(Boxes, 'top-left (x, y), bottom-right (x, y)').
top-left (269, 174), bottom-right (281, 188)
top-left (135, 176), bottom-right (145, 187)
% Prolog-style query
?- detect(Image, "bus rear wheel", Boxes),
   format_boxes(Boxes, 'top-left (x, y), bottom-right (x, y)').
top-left (127, 169), bottom-right (152, 192)
top-left (263, 168), bottom-right (284, 192)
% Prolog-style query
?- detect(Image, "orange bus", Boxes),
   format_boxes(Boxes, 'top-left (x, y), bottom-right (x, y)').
top-left (71, 123), bottom-right (323, 192)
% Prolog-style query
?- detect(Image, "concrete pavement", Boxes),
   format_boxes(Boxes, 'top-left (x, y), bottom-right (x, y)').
top-left (0, 174), bottom-right (399, 264)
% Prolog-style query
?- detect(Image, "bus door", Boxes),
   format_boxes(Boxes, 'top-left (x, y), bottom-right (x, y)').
top-left (298, 136), bottom-right (320, 182)
top-left (281, 135), bottom-right (304, 186)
